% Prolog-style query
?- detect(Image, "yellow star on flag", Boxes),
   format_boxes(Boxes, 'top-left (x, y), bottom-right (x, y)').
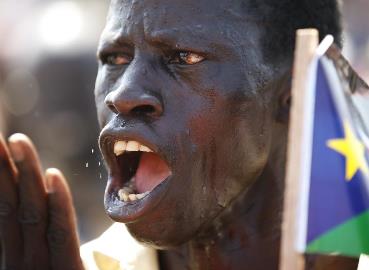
top-left (327, 122), bottom-right (369, 181)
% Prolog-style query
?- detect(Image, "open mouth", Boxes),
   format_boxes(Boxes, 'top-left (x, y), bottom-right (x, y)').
top-left (111, 140), bottom-right (172, 203)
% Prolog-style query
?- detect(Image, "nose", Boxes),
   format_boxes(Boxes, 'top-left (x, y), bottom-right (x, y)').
top-left (105, 90), bottom-right (163, 117)
top-left (104, 63), bottom-right (163, 118)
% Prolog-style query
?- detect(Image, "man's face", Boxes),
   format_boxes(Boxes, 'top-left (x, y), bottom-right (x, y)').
top-left (96, 0), bottom-right (279, 248)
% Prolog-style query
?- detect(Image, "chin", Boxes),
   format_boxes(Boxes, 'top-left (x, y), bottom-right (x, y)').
top-left (125, 220), bottom-right (198, 249)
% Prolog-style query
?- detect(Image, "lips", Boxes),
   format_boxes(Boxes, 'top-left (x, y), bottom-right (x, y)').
top-left (100, 133), bottom-right (172, 222)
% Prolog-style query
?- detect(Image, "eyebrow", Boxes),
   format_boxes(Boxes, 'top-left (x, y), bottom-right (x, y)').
top-left (97, 27), bottom-right (235, 59)
top-left (96, 35), bottom-right (134, 60)
top-left (146, 28), bottom-right (232, 55)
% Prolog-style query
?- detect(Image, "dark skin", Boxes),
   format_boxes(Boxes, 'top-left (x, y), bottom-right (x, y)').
top-left (0, 0), bottom-right (359, 269)
top-left (0, 134), bottom-right (83, 269)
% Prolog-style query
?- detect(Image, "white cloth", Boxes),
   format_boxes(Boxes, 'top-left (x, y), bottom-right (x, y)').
top-left (80, 223), bottom-right (159, 270)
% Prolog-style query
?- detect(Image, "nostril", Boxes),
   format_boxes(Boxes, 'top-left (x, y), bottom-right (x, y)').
top-left (105, 91), bottom-right (163, 117)
top-left (131, 105), bottom-right (156, 115)
top-left (108, 104), bottom-right (119, 114)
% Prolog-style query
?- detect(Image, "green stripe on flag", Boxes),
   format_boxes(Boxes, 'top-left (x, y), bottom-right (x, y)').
top-left (306, 210), bottom-right (369, 258)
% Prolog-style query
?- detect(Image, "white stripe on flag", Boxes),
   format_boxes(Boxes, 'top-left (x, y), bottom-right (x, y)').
top-left (357, 254), bottom-right (369, 270)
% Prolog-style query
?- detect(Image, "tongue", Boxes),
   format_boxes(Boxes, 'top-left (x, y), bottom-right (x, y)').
top-left (135, 153), bottom-right (171, 194)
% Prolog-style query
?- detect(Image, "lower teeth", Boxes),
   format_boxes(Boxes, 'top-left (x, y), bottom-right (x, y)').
top-left (118, 188), bottom-right (149, 202)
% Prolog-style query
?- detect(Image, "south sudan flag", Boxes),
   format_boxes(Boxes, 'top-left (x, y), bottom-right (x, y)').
top-left (297, 42), bottom-right (369, 258)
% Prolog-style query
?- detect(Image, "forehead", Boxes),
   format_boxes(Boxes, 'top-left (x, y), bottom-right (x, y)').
top-left (108, 0), bottom-right (244, 21)
top-left (103, 0), bottom-right (259, 44)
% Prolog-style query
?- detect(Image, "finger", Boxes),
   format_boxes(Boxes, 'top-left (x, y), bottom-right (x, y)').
top-left (8, 134), bottom-right (49, 269)
top-left (46, 168), bottom-right (83, 270)
top-left (0, 134), bottom-right (22, 270)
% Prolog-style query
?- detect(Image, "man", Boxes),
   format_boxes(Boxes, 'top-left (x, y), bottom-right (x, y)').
top-left (0, 0), bottom-right (360, 269)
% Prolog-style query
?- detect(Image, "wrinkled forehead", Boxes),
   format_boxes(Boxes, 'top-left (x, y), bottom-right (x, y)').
top-left (109, 0), bottom-right (243, 19)
top-left (104, 0), bottom-right (255, 40)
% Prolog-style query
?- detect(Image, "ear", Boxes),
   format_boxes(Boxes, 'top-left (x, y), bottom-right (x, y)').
top-left (275, 70), bottom-right (292, 123)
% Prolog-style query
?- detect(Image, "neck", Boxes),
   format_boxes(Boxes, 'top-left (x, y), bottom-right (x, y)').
top-left (158, 123), bottom-right (288, 270)
top-left (159, 153), bottom-right (286, 270)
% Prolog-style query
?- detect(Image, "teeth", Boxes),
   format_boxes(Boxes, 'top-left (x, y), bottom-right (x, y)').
top-left (114, 140), bottom-right (153, 156)
top-left (114, 141), bottom-right (127, 156)
top-left (128, 194), bottom-right (138, 201)
top-left (118, 189), bottom-right (150, 202)
top-left (126, 141), bottom-right (140, 151)
top-left (118, 189), bottom-right (129, 202)
top-left (139, 145), bottom-right (152, 152)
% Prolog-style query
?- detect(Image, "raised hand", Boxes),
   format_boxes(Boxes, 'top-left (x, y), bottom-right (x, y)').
top-left (0, 133), bottom-right (84, 270)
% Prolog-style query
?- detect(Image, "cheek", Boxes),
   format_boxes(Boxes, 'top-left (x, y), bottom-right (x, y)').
top-left (187, 90), bottom-right (227, 146)
top-left (196, 96), bottom-right (272, 205)
top-left (188, 111), bottom-right (219, 147)
top-left (94, 69), bottom-right (116, 127)
top-left (216, 125), bottom-right (270, 208)
top-left (225, 103), bottom-right (272, 187)
top-left (95, 95), bottom-right (109, 128)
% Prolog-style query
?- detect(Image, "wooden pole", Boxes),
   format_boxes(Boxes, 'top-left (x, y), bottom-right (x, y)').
top-left (279, 29), bottom-right (319, 270)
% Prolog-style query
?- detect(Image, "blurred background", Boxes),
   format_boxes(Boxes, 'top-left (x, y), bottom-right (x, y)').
top-left (0, 0), bottom-right (111, 243)
top-left (0, 0), bottom-right (368, 243)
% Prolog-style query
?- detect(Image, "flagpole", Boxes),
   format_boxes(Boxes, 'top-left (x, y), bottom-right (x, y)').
top-left (279, 29), bottom-right (319, 270)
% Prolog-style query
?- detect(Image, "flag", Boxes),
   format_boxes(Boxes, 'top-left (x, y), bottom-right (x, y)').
top-left (297, 42), bottom-right (369, 258)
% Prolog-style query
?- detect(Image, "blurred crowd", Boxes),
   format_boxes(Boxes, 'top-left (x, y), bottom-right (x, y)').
top-left (0, 0), bottom-right (368, 243)
top-left (342, 0), bottom-right (369, 81)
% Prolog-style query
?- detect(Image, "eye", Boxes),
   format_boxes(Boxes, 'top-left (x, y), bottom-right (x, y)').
top-left (104, 53), bottom-right (132, 66)
top-left (170, 51), bottom-right (205, 65)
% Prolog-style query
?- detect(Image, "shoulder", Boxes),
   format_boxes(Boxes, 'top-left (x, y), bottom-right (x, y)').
top-left (80, 223), bottom-right (159, 270)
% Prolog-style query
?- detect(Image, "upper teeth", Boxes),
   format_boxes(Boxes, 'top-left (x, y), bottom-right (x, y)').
top-left (114, 140), bottom-right (153, 156)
